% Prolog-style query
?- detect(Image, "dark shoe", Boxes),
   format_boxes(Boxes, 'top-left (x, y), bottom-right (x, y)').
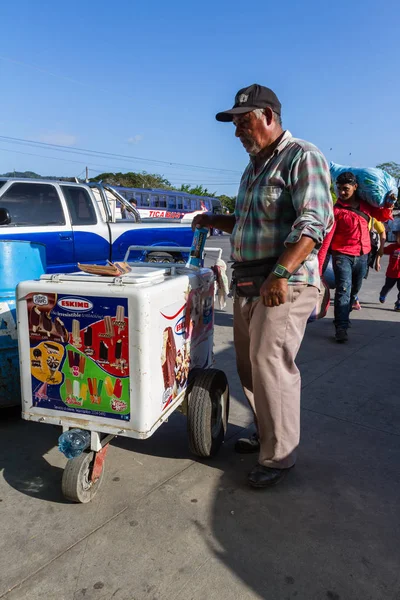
top-left (335, 328), bottom-right (348, 343)
top-left (235, 432), bottom-right (260, 454)
top-left (333, 319), bottom-right (351, 328)
top-left (379, 295), bottom-right (386, 304)
top-left (248, 463), bottom-right (292, 488)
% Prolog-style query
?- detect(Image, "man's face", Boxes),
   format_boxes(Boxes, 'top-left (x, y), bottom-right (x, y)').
top-left (337, 183), bottom-right (358, 202)
top-left (232, 111), bottom-right (268, 155)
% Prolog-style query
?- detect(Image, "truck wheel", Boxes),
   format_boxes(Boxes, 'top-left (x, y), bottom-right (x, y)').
top-left (146, 252), bottom-right (174, 264)
top-left (62, 451), bottom-right (104, 503)
top-left (187, 369), bottom-right (229, 458)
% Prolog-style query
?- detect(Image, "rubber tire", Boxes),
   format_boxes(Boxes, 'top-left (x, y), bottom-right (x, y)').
top-left (62, 451), bottom-right (104, 503)
top-left (187, 369), bottom-right (229, 458)
top-left (146, 252), bottom-right (174, 264)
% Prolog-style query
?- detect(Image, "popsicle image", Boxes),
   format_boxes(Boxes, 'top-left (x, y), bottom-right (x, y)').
top-left (72, 319), bottom-right (81, 347)
top-left (73, 379), bottom-right (80, 400)
top-left (79, 354), bottom-right (86, 376)
top-left (104, 316), bottom-right (115, 339)
top-left (115, 305), bottom-right (125, 332)
top-left (54, 317), bottom-right (67, 342)
top-left (113, 379), bottom-right (123, 399)
top-left (99, 341), bottom-right (108, 361)
top-left (84, 326), bottom-right (92, 348)
top-left (88, 378), bottom-right (94, 402)
top-left (104, 376), bottom-right (114, 398)
top-left (115, 339), bottom-right (122, 361)
top-left (80, 382), bottom-right (88, 402)
top-left (97, 379), bottom-right (103, 399)
top-left (161, 327), bottom-right (176, 390)
top-left (65, 378), bottom-right (73, 399)
top-left (67, 350), bottom-right (74, 370)
top-left (30, 306), bottom-right (41, 333)
top-left (42, 312), bottom-right (53, 337)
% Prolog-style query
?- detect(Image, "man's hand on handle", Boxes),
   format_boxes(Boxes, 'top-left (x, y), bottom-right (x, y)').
top-left (191, 213), bottom-right (212, 231)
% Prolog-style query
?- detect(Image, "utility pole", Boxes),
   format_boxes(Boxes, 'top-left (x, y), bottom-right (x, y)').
top-left (85, 166), bottom-right (89, 183)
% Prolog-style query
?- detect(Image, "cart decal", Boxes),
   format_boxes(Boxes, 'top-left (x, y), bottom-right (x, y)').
top-left (25, 293), bottom-right (130, 420)
top-left (160, 282), bottom-right (214, 410)
top-left (160, 304), bottom-right (186, 320)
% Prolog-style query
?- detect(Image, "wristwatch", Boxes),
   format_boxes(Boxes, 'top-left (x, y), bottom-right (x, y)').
top-left (273, 264), bottom-right (292, 279)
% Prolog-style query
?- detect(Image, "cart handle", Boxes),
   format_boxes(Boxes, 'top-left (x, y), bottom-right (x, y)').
top-left (124, 245), bottom-right (223, 262)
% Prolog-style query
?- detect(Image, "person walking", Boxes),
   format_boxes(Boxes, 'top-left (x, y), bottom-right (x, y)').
top-left (318, 172), bottom-right (393, 342)
top-left (376, 229), bottom-right (400, 311)
top-left (192, 84), bottom-right (333, 488)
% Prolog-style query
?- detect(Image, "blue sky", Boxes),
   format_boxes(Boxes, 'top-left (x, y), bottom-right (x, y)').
top-left (1, 0), bottom-right (399, 196)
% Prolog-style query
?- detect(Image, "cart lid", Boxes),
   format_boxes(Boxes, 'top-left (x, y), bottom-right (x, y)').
top-left (40, 265), bottom-right (172, 285)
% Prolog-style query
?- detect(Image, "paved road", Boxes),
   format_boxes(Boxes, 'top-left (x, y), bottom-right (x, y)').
top-left (1, 239), bottom-right (399, 600)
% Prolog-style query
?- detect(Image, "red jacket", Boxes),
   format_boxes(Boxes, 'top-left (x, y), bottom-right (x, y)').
top-left (384, 243), bottom-right (400, 279)
top-left (318, 200), bottom-right (392, 272)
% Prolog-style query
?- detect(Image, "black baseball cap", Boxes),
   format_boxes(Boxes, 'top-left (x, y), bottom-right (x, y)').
top-left (216, 84), bottom-right (281, 122)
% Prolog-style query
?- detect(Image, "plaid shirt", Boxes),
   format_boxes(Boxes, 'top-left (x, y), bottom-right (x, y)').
top-left (231, 130), bottom-right (334, 287)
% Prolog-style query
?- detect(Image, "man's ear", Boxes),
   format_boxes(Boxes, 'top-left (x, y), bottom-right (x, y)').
top-left (264, 106), bottom-right (274, 125)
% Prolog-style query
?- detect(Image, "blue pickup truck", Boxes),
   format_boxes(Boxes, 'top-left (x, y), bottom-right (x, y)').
top-left (0, 178), bottom-right (194, 271)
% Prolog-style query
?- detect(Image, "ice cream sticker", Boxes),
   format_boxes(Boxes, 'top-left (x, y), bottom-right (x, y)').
top-left (26, 293), bottom-right (130, 420)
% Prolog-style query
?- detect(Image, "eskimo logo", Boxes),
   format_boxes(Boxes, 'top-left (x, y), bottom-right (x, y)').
top-left (58, 297), bottom-right (93, 312)
top-left (174, 316), bottom-right (186, 336)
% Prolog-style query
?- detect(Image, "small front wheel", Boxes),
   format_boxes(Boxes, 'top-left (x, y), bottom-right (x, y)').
top-left (187, 369), bottom-right (229, 458)
top-left (62, 451), bottom-right (104, 503)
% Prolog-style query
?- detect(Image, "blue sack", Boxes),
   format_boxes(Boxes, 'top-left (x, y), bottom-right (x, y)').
top-left (330, 163), bottom-right (398, 207)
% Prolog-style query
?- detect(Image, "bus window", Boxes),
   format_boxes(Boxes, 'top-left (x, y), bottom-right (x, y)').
top-left (168, 196), bottom-right (176, 209)
top-left (160, 195), bottom-right (167, 208)
top-left (190, 198), bottom-right (198, 211)
top-left (141, 193), bottom-right (150, 207)
top-left (151, 195), bottom-right (160, 207)
top-left (177, 196), bottom-right (183, 209)
top-left (203, 199), bottom-right (212, 211)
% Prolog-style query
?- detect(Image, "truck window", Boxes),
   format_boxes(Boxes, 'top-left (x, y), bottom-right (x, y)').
top-left (0, 182), bottom-right (65, 226)
top-left (62, 186), bottom-right (97, 225)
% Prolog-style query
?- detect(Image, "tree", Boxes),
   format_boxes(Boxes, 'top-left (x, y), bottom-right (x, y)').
top-left (218, 194), bottom-right (236, 213)
top-left (376, 162), bottom-right (400, 186)
top-left (179, 184), bottom-right (216, 197)
top-left (90, 171), bottom-right (174, 190)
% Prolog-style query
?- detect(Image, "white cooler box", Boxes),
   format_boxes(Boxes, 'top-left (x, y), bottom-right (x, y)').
top-left (17, 265), bottom-right (220, 438)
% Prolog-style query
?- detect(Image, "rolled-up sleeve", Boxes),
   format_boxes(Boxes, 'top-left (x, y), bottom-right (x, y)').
top-left (285, 150), bottom-right (334, 246)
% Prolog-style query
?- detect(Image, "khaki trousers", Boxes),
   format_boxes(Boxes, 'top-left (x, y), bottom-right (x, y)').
top-left (233, 285), bottom-right (318, 469)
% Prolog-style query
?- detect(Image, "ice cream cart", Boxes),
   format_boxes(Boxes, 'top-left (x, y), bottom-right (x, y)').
top-left (17, 258), bottom-right (229, 503)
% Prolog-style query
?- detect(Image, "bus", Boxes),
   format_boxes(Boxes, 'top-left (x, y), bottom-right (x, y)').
top-left (112, 186), bottom-right (223, 223)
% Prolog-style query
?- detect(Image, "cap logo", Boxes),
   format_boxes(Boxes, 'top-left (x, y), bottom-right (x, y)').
top-left (238, 94), bottom-right (249, 104)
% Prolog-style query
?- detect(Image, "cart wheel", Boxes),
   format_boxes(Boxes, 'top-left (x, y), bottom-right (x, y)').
top-left (62, 451), bottom-right (104, 503)
top-left (187, 369), bottom-right (229, 458)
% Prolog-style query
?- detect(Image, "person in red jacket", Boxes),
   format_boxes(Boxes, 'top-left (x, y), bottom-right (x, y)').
top-left (318, 172), bottom-right (393, 342)
top-left (375, 230), bottom-right (400, 311)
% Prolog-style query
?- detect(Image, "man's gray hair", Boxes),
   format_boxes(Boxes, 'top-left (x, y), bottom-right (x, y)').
top-left (252, 107), bottom-right (282, 127)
